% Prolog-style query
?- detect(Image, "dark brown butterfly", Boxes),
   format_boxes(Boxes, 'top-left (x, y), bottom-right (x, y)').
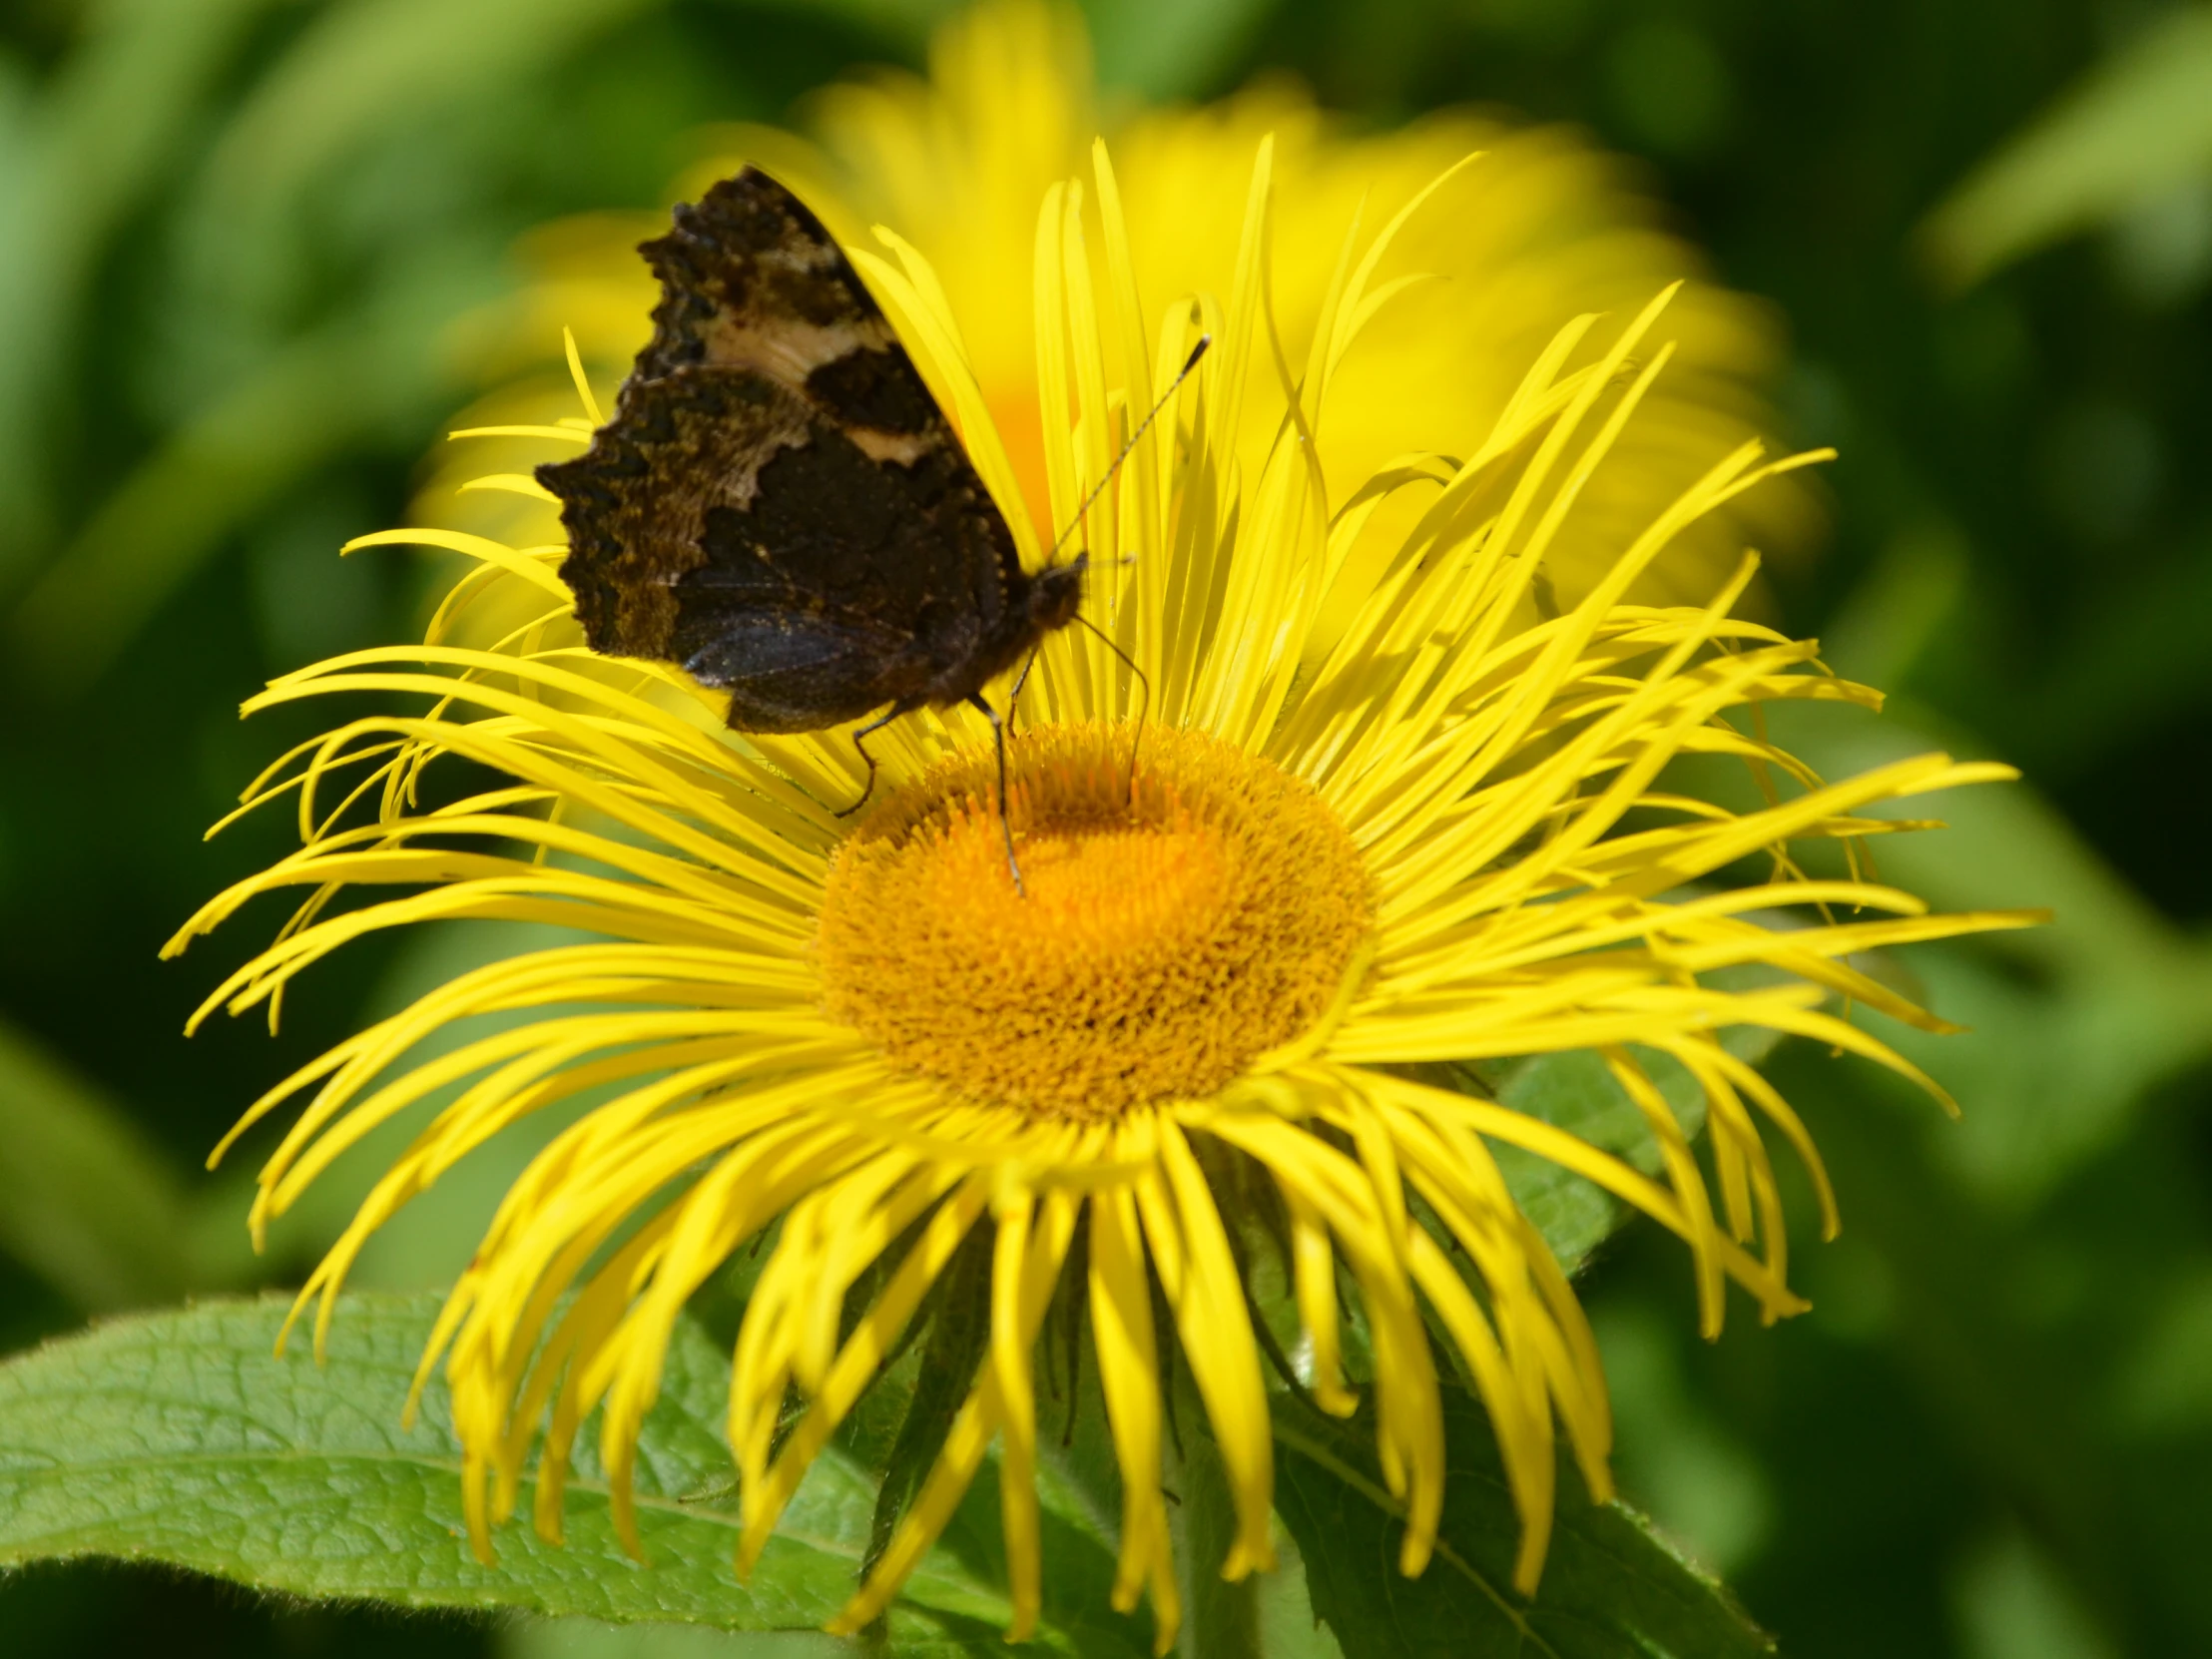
top-left (538, 167), bottom-right (1202, 890)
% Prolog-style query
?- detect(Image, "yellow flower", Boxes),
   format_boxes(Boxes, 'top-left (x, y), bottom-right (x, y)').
top-left (430, 0), bottom-right (1811, 617)
top-left (173, 136), bottom-right (2030, 1651)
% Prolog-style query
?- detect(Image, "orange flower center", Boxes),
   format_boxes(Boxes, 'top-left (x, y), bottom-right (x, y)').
top-left (818, 723), bottom-right (1374, 1117)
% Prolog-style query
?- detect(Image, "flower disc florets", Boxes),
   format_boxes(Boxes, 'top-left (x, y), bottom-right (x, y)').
top-left (820, 722), bottom-right (1374, 1117)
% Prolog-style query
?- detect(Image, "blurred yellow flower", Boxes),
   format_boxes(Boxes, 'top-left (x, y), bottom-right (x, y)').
top-left (430, 0), bottom-right (1810, 616)
top-left (175, 124), bottom-right (2031, 1649)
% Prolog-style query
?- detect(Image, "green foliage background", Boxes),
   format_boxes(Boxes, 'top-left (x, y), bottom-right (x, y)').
top-left (1, 0), bottom-right (2208, 1654)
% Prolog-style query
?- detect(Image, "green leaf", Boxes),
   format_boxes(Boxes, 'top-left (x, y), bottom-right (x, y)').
top-left (1089, 0), bottom-right (1278, 101)
top-left (1176, 1376), bottom-right (1263, 1659)
top-left (1740, 690), bottom-right (2212, 1210)
top-left (1256, 1527), bottom-right (1349, 1659)
top-left (192, 0), bottom-right (653, 237)
top-left (727, 0), bottom-right (967, 57)
top-left (1920, 8), bottom-right (2212, 287)
top-left (0, 1291), bottom-right (1122, 1654)
top-left (1440, 1028), bottom-right (1781, 1275)
top-left (862, 1221), bottom-right (996, 1579)
top-left (9, 261), bottom-right (495, 695)
top-left (0, 1017), bottom-right (189, 1313)
top-left (1272, 1383), bottom-right (1773, 1659)
top-left (0, 0), bottom-right (283, 581)
top-left (505, 1614), bottom-right (848, 1658)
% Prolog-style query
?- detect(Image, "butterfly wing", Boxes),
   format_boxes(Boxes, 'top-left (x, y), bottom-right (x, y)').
top-left (539, 168), bottom-right (1030, 733)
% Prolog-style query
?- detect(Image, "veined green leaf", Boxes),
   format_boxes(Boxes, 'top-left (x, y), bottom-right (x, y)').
top-left (0, 1292), bottom-right (1131, 1655)
top-left (1441, 1026), bottom-right (1781, 1275)
top-left (1272, 1383), bottom-right (1773, 1659)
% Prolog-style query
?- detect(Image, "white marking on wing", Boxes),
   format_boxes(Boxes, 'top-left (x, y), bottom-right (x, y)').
top-left (847, 428), bottom-right (934, 465)
top-left (702, 314), bottom-right (895, 389)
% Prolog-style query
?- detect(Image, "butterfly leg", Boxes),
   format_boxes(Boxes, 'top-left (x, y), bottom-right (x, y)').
top-left (833, 706), bottom-right (905, 820)
top-left (1069, 611), bottom-right (1150, 807)
top-left (966, 691), bottom-right (1024, 897)
top-left (1006, 648), bottom-right (1040, 737)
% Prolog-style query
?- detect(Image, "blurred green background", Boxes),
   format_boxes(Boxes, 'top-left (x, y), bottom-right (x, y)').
top-left (2, 0), bottom-right (2210, 1654)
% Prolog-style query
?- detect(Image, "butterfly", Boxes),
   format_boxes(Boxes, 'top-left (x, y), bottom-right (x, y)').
top-left (538, 167), bottom-right (1202, 890)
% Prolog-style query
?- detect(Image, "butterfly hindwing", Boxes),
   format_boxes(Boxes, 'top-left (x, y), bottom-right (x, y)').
top-left (539, 168), bottom-right (1039, 732)
top-left (676, 610), bottom-right (916, 734)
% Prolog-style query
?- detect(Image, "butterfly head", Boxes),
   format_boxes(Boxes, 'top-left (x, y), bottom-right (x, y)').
top-left (1026, 555), bottom-right (1088, 635)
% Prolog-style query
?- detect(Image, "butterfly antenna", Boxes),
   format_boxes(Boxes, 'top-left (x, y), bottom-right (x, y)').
top-left (1021, 332), bottom-right (1202, 826)
top-left (1043, 332), bottom-right (1211, 567)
